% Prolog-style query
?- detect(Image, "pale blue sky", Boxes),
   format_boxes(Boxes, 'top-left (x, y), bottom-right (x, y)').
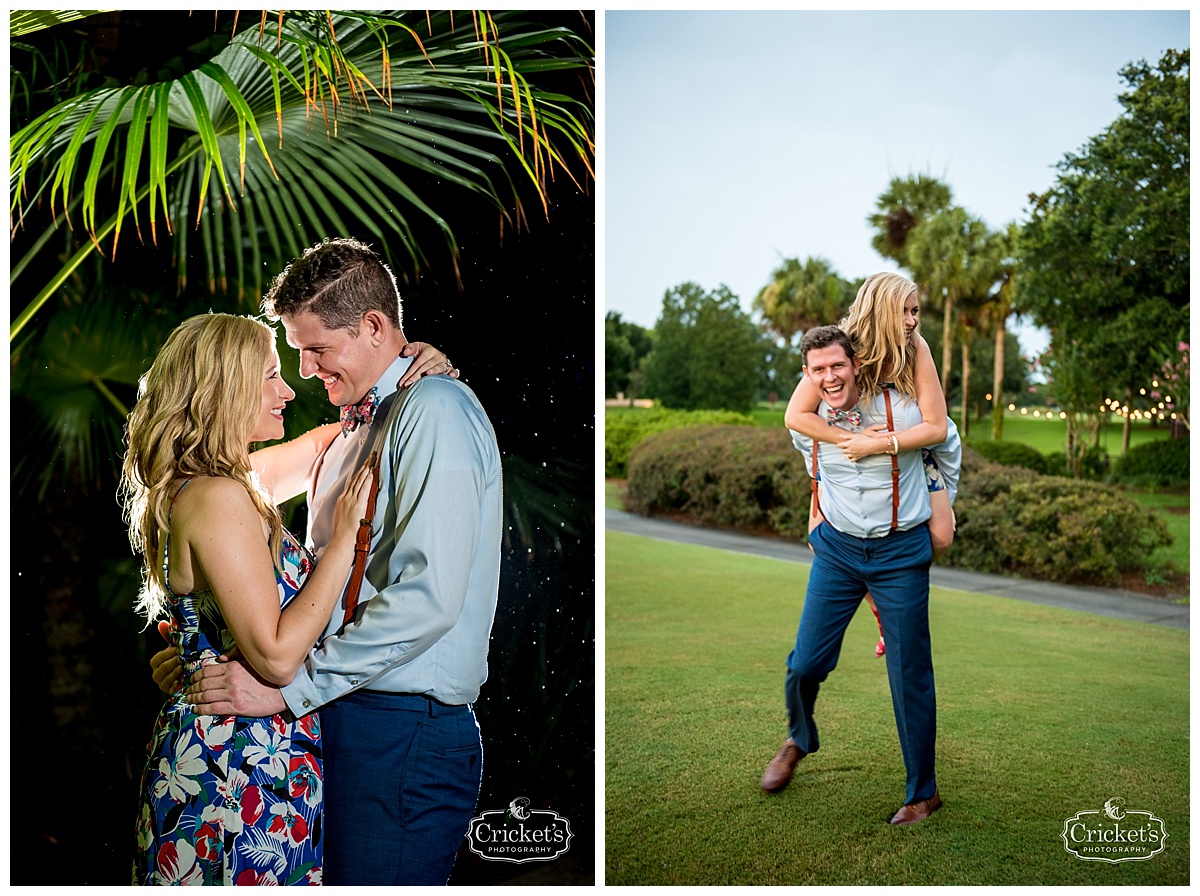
top-left (604, 9), bottom-right (1190, 359)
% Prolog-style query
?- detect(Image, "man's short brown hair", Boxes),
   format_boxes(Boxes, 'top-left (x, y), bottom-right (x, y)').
top-left (800, 325), bottom-right (855, 365)
top-left (262, 238), bottom-right (402, 332)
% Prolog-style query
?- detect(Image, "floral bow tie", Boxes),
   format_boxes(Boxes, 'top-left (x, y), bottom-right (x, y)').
top-left (340, 387), bottom-right (380, 436)
top-left (826, 407), bottom-right (862, 428)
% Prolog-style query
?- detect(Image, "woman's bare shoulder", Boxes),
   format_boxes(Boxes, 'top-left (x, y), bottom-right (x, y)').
top-left (171, 476), bottom-right (255, 523)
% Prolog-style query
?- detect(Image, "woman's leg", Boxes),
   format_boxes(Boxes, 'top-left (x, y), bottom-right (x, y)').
top-left (863, 593), bottom-right (886, 657)
top-left (928, 489), bottom-right (956, 560)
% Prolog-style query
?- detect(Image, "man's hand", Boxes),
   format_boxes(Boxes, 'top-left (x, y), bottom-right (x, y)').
top-left (186, 658), bottom-right (287, 717)
top-left (150, 620), bottom-right (184, 695)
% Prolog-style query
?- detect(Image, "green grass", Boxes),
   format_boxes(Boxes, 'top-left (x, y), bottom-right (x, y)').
top-left (605, 532), bottom-right (1189, 885)
top-left (1124, 490), bottom-right (1191, 578)
top-left (605, 479), bottom-right (622, 510)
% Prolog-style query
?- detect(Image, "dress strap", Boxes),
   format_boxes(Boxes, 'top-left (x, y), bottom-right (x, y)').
top-left (163, 478), bottom-right (193, 596)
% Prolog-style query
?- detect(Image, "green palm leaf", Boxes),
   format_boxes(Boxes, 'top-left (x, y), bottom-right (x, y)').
top-left (11, 10), bottom-right (594, 338)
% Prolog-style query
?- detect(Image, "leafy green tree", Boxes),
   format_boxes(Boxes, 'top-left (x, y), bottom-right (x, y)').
top-left (643, 282), bottom-right (762, 412)
top-left (605, 311), bottom-right (653, 398)
top-left (760, 338), bottom-right (806, 406)
top-left (1019, 48), bottom-right (1189, 459)
top-left (1040, 338), bottom-right (1116, 476)
top-left (751, 256), bottom-right (854, 344)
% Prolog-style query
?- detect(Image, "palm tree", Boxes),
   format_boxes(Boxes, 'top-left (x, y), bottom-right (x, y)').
top-left (868, 174), bottom-right (953, 268)
top-left (948, 258), bottom-right (1000, 439)
top-left (11, 10), bottom-right (595, 340)
top-left (751, 256), bottom-right (853, 344)
top-left (982, 223), bottom-right (1020, 440)
top-left (905, 206), bottom-right (992, 405)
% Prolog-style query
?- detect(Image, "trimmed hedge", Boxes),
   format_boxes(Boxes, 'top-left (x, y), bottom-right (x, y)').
top-left (604, 407), bottom-right (754, 478)
top-left (625, 425), bottom-right (1172, 588)
top-left (1110, 436), bottom-right (1190, 488)
top-left (944, 464), bottom-right (1171, 586)
top-left (626, 425), bottom-right (812, 538)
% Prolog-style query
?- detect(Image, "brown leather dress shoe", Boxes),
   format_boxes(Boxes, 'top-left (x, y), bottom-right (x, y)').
top-left (888, 790), bottom-right (942, 825)
top-left (760, 737), bottom-right (805, 793)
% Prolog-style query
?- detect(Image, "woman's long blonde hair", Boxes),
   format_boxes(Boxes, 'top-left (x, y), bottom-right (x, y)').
top-left (839, 272), bottom-right (921, 399)
top-left (120, 313), bottom-right (283, 621)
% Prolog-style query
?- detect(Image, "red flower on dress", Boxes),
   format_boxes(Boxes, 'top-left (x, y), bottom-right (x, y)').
top-left (241, 785), bottom-right (264, 827)
top-left (155, 840), bottom-right (204, 885)
top-left (287, 753), bottom-right (323, 807)
top-left (267, 802), bottom-right (309, 846)
top-left (194, 821), bottom-right (222, 862)
top-left (297, 713), bottom-right (320, 741)
top-left (235, 868), bottom-right (280, 885)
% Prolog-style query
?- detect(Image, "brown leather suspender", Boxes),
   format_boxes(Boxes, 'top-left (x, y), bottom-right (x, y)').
top-left (883, 391), bottom-right (899, 531)
top-left (342, 450), bottom-right (381, 627)
top-left (811, 393), bottom-right (900, 532)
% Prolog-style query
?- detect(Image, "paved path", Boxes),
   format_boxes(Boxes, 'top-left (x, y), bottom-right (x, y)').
top-left (606, 509), bottom-right (1189, 631)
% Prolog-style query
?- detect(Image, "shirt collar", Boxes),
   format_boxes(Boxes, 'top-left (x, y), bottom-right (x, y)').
top-left (368, 353), bottom-right (414, 402)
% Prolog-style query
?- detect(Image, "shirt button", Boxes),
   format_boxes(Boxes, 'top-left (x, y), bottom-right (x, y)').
top-left (350, 679), bottom-right (359, 685)
top-left (303, 700), bottom-right (312, 708)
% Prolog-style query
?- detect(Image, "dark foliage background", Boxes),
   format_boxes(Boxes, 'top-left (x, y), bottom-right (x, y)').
top-left (10, 10), bottom-right (594, 886)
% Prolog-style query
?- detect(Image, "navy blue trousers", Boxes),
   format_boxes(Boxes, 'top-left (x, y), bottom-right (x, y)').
top-left (320, 690), bottom-right (483, 885)
top-left (785, 522), bottom-right (937, 805)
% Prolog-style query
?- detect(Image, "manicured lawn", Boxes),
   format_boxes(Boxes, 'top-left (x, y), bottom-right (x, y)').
top-left (965, 414), bottom-right (1175, 457)
top-left (1124, 489), bottom-right (1191, 579)
top-left (605, 532), bottom-right (1189, 885)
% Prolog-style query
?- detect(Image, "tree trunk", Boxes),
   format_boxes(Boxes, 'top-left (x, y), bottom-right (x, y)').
top-left (1065, 412), bottom-right (1081, 478)
top-left (992, 320), bottom-right (1005, 441)
top-left (941, 296), bottom-right (954, 397)
top-left (960, 337), bottom-right (971, 439)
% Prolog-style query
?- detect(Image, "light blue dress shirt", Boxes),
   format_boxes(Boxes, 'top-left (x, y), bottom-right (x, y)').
top-left (281, 354), bottom-right (503, 715)
top-left (790, 389), bottom-right (934, 538)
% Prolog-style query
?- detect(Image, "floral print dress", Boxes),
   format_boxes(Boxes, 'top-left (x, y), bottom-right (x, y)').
top-left (134, 481), bottom-right (323, 886)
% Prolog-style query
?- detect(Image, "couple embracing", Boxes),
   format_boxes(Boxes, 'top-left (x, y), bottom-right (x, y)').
top-left (123, 238), bottom-right (502, 885)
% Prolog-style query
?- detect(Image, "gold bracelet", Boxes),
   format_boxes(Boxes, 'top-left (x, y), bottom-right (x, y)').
top-left (890, 435), bottom-right (899, 455)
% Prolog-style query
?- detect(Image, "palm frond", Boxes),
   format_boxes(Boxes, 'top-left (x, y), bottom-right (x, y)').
top-left (11, 10), bottom-right (595, 339)
top-left (9, 9), bottom-right (115, 38)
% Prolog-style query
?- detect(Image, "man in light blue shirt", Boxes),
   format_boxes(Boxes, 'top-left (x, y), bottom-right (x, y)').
top-left (760, 325), bottom-right (950, 826)
top-left (187, 238), bottom-right (502, 883)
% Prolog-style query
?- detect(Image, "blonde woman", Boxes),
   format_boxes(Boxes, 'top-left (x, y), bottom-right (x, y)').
top-left (123, 313), bottom-right (449, 885)
top-left (785, 272), bottom-right (958, 657)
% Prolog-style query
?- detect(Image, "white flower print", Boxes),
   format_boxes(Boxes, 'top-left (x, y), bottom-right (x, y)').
top-left (153, 838), bottom-right (205, 885)
top-left (214, 768), bottom-right (252, 836)
top-left (243, 722), bottom-right (292, 781)
top-left (151, 729), bottom-right (208, 803)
